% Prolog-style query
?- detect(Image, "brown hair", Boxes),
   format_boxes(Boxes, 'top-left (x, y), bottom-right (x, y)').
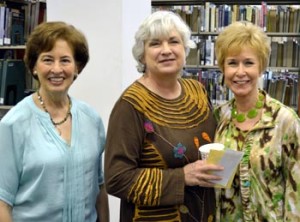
top-left (24, 21), bottom-right (89, 79)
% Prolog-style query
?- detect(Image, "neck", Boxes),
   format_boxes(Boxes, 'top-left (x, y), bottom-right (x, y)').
top-left (36, 90), bottom-right (72, 126)
top-left (140, 74), bottom-right (181, 99)
top-left (234, 91), bottom-right (259, 113)
top-left (232, 91), bottom-right (264, 123)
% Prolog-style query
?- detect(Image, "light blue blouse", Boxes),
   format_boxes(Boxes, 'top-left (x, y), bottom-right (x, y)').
top-left (0, 95), bottom-right (105, 222)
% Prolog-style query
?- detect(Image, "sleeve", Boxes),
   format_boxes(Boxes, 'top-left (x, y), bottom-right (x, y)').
top-left (283, 113), bottom-right (300, 220)
top-left (98, 117), bottom-right (106, 186)
top-left (0, 123), bottom-right (22, 206)
top-left (104, 99), bottom-right (185, 207)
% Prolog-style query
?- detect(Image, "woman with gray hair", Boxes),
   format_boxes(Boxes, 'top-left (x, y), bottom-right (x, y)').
top-left (105, 10), bottom-right (223, 221)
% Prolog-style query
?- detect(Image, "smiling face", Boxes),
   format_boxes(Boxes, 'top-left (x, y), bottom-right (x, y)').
top-left (34, 39), bottom-right (78, 96)
top-left (224, 46), bottom-right (261, 99)
top-left (143, 30), bottom-right (185, 79)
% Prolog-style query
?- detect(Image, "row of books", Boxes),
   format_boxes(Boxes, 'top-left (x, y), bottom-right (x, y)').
top-left (270, 37), bottom-right (300, 68)
top-left (153, 3), bottom-right (300, 33)
top-left (186, 36), bottom-right (300, 68)
top-left (0, 0), bottom-right (46, 46)
top-left (182, 69), bottom-right (299, 110)
top-left (264, 71), bottom-right (298, 107)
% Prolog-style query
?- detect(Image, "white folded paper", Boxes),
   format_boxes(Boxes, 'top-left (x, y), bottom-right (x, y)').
top-left (206, 149), bottom-right (244, 188)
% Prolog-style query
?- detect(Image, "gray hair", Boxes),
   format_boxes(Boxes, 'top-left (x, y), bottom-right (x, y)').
top-left (132, 10), bottom-right (196, 73)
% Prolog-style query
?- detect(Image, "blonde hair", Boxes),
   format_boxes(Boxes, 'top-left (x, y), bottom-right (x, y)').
top-left (215, 21), bottom-right (271, 73)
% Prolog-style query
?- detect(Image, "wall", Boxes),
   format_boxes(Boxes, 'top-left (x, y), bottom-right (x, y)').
top-left (47, 0), bottom-right (151, 221)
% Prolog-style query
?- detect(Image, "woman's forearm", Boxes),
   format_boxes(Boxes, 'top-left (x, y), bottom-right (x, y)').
top-left (0, 200), bottom-right (12, 222)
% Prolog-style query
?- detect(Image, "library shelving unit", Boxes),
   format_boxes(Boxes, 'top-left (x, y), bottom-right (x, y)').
top-left (0, 0), bottom-right (46, 117)
top-left (152, 0), bottom-right (300, 116)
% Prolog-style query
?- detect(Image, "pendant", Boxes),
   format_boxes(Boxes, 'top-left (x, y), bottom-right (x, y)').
top-left (247, 108), bottom-right (258, 119)
top-left (236, 113), bottom-right (246, 122)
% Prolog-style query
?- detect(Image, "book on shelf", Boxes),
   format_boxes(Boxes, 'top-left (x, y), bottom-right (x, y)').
top-left (199, 38), bottom-right (206, 66)
top-left (4, 7), bottom-right (12, 45)
top-left (286, 38), bottom-right (294, 67)
top-left (274, 78), bottom-right (287, 103)
top-left (0, 59), bottom-right (26, 105)
top-left (289, 7), bottom-right (295, 33)
top-left (199, 5), bottom-right (205, 32)
top-left (294, 38), bottom-right (300, 67)
top-left (205, 36), bottom-right (212, 65)
top-left (186, 47), bottom-right (198, 66)
top-left (270, 37), bottom-right (279, 67)
top-left (205, 2), bottom-right (210, 32)
top-left (0, 5), bottom-right (5, 46)
top-left (267, 7), bottom-right (277, 32)
top-left (11, 9), bottom-right (25, 45)
top-left (190, 6), bottom-right (199, 33)
top-left (0, 60), bottom-right (3, 104)
top-left (276, 39), bottom-right (284, 67)
top-left (267, 79), bottom-right (276, 99)
top-left (210, 4), bottom-right (216, 32)
top-left (278, 6), bottom-right (285, 33)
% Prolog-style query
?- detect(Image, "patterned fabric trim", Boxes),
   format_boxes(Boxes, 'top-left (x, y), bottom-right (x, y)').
top-left (123, 79), bottom-right (209, 129)
top-left (128, 168), bottom-right (163, 206)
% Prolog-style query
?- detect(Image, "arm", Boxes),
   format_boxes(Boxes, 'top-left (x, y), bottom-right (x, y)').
top-left (104, 100), bottom-right (185, 206)
top-left (0, 200), bottom-right (12, 222)
top-left (96, 184), bottom-right (109, 222)
top-left (283, 114), bottom-right (300, 220)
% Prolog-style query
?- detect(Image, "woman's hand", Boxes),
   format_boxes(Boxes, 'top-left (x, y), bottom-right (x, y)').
top-left (183, 160), bottom-right (224, 187)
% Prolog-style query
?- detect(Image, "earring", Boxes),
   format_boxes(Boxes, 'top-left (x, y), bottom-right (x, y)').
top-left (32, 70), bottom-right (39, 80)
top-left (138, 63), bottom-right (146, 73)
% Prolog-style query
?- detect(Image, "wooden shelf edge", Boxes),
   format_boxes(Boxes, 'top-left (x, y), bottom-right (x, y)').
top-left (0, 105), bottom-right (13, 109)
top-left (0, 45), bottom-right (26, 49)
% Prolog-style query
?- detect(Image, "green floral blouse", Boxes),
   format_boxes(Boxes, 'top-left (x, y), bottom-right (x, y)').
top-left (214, 90), bottom-right (300, 222)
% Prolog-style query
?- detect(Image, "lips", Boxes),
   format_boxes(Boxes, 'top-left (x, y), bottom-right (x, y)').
top-left (159, 58), bottom-right (175, 63)
top-left (233, 80), bottom-right (250, 84)
top-left (49, 76), bottom-right (64, 83)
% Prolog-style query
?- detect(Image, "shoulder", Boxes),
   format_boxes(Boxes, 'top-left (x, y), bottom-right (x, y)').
top-left (1, 96), bottom-right (34, 126)
top-left (214, 100), bottom-right (232, 122)
top-left (71, 97), bottom-right (103, 124)
top-left (179, 78), bottom-right (208, 100)
top-left (265, 94), bottom-right (299, 121)
top-left (180, 78), bottom-right (205, 90)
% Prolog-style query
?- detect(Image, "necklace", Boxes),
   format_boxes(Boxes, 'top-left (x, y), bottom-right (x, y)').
top-left (37, 90), bottom-right (72, 127)
top-left (231, 92), bottom-right (264, 123)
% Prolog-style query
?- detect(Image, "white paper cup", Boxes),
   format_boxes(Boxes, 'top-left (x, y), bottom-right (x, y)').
top-left (199, 143), bottom-right (225, 160)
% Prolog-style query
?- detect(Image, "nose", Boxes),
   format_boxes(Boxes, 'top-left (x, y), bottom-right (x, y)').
top-left (236, 63), bottom-right (246, 75)
top-left (51, 61), bottom-right (63, 73)
top-left (161, 42), bottom-right (171, 54)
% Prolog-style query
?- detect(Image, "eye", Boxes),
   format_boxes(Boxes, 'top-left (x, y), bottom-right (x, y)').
top-left (244, 60), bottom-right (254, 66)
top-left (169, 37), bottom-right (181, 44)
top-left (61, 58), bottom-right (71, 64)
top-left (42, 57), bottom-right (53, 64)
top-left (170, 39), bottom-right (179, 44)
top-left (227, 60), bottom-right (237, 66)
top-left (148, 40), bottom-right (160, 47)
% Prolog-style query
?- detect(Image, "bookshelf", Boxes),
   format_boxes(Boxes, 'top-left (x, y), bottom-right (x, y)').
top-left (0, 0), bottom-right (46, 109)
top-left (152, 0), bottom-right (300, 116)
